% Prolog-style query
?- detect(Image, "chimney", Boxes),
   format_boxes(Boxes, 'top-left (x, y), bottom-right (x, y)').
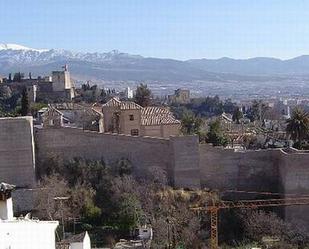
top-left (0, 183), bottom-right (15, 220)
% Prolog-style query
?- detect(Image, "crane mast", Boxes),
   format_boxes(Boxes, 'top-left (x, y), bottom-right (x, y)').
top-left (191, 196), bottom-right (309, 249)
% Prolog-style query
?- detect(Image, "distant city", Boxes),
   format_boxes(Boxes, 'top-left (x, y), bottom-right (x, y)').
top-left (1, 43), bottom-right (309, 102)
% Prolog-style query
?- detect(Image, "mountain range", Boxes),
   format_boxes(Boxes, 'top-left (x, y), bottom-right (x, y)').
top-left (1, 43), bottom-right (309, 82)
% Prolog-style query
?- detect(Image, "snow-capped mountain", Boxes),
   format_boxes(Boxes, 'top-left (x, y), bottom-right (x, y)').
top-left (0, 44), bottom-right (226, 82)
top-left (1, 43), bottom-right (309, 83)
top-left (0, 44), bottom-right (143, 66)
top-left (0, 43), bottom-right (48, 52)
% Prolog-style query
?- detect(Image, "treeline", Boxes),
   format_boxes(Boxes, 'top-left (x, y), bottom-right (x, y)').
top-left (171, 95), bottom-right (238, 119)
top-left (36, 157), bottom-right (203, 248)
top-left (0, 85), bottom-right (46, 117)
top-left (35, 157), bottom-right (309, 248)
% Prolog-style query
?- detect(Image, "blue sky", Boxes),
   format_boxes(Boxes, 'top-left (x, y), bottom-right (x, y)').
top-left (0, 0), bottom-right (309, 60)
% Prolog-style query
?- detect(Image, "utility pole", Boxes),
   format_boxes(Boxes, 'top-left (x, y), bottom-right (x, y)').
top-left (54, 196), bottom-right (70, 239)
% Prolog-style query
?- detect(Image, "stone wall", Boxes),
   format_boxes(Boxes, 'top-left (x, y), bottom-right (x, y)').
top-left (170, 136), bottom-right (200, 188)
top-left (280, 150), bottom-right (309, 224)
top-left (199, 144), bottom-right (309, 226)
top-left (2, 116), bottom-right (309, 225)
top-left (199, 144), bottom-right (309, 193)
top-left (34, 127), bottom-right (200, 188)
top-left (199, 144), bottom-right (282, 191)
top-left (0, 117), bottom-right (36, 188)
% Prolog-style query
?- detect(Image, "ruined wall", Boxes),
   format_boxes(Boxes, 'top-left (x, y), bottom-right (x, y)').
top-left (0, 117), bottom-right (36, 188)
top-left (35, 128), bottom-right (200, 188)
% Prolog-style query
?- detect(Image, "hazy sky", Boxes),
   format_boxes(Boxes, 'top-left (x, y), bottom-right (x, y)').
top-left (1, 0), bottom-right (309, 60)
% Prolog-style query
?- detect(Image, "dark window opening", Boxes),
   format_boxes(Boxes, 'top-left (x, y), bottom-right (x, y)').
top-left (129, 114), bottom-right (134, 121)
top-left (131, 129), bottom-right (139, 136)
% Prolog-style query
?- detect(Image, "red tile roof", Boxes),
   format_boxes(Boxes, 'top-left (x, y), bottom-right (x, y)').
top-left (103, 97), bottom-right (142, 110)
top-left (103, 99), bottom-right (180, 126)
top-left (141, 107), bottom-right (180, 126)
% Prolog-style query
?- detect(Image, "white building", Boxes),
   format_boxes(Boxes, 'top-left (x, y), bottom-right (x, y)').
top-left (0, 182), bottom-right (59, 249)
top-left (124, 86), bottom-right (134, 99)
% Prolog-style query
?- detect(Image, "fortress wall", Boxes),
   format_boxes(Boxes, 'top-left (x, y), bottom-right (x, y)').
top-left (199, 144), bottom-right (283, 191)
top-left (170, 136), bottom-right (200, 188)
top-left (199, 144), bottom-right (309, 226)
top-left (280, 151), bottom-right (309, 225)
top-left (280, 151), bottom-right (309, 193)
top-left (35, 127), bottom-right (170, 172)
top-left (35, 128), bottom-right (200, 188)
top-left (0, 117), bottom-right (36, 188)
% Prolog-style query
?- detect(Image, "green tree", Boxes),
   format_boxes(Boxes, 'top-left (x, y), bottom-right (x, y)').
top-left (232, 108), bottom-right (243, 124)
top-left (286, 108), bottom-right (309, 147)
top-left (247, 100), bottom-right (270, 122)
top-left (116, 193), bottom-right (143, 232)
top-left (0, 86), bottom-right (12, 100)
top-left (13, 72), bottom-right (24, 82)
top-left (181, 112), bottom-right (203, 135)
top-left (206, 119), bottom-right (229, 146)
top-left (135, 83), bottom-right (152, 107)
top-left (20, 88), bottom-right (29, 116)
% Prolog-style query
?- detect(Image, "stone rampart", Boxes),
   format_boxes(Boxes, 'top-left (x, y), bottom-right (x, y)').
top-left (199, 144), bottom-right (309, 193)
top-left (34, 127), bottom-right (201, 188)
top-left (199, 144), bottom-right (282, 191)
top-left (2, 116), bottom-right (309, 223)
top-left (0, 117), bottom-right (35, 187)
top-left (199, 144), bottom-right (309, 225)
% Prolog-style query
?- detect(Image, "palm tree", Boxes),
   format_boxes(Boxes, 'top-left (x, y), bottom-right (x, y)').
top-left (286, 108), bottom-right (309, 144)
top-left (181, 112), bottom-right (202, 135)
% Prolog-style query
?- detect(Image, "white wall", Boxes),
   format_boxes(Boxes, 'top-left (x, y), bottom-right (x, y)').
top-left (0, 220), bottom-right (58, 249)
top-left (0, 198), bottom-right (13, 220)
top-left (71, 242), bottom-right (83, 249)
top-left (83, 232), bottom-right (91, 249)
top-left (70, 232), bottom-right (91, 249)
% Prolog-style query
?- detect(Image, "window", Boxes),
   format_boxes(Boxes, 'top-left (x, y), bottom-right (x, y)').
top-left (131, 129), bottom-right (139, 136)
top-left (129, 114), bottom-right (134, 121)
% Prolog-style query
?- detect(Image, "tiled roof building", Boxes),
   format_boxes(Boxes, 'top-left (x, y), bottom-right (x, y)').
top-left (102, 98), bottom-right (181, 138)
top-left (141, 106), bottom-right (181, 126)
top-left (40, 103), bottom-right (104, 132)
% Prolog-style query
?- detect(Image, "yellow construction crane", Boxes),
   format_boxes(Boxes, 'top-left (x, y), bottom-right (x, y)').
top-left (191, 196), bottom-right (309, 249)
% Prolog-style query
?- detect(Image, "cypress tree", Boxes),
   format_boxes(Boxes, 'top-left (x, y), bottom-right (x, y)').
top-left (20, 88), bottom-right (29, 116)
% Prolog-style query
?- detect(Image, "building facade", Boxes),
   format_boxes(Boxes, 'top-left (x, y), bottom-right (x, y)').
top-left (102, 98), bottom-right (181, 138)
top-left (0, 66), bottom-right (75, 102)
top-left (168, 88), bottom-right (190, 104)
top-left (41, 103), bottom-right (103, 132)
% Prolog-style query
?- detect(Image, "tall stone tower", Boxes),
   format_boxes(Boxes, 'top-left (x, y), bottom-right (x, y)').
top-left (52, 65), bottom-right (72, 91)
top-left (52, 65), bottom-right (75, 99)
